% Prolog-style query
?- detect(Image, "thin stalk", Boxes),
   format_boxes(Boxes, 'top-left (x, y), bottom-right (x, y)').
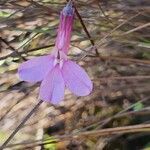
top-left (0, 100), bottom-right (43, 150)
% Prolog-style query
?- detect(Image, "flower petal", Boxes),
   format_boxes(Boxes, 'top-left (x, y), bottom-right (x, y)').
top-left (39, 65), bottom-right (65, 104)
top-left (18, 55), bottom-right (53, 82)
top-left (62, 60), bottom-right (93, 96)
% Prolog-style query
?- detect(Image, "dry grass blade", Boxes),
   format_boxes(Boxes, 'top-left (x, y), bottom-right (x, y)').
top-left (96, 12), bottom-right (141, 47)
top-left (4, 124), bottom-right (150, 149)
top-left (123, 22), bottom-right (150, 35)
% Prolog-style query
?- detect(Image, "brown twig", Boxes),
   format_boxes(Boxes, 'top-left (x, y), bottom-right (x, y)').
top-left (0, 37), bottom-right (26, 61)
top-left (4, 123), bottom-right (150, 149)
top-left (78, 124), bottom-right (150, 137)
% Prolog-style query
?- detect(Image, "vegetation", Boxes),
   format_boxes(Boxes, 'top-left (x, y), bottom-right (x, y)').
top-left (0, 0), bottom-right (150, 149)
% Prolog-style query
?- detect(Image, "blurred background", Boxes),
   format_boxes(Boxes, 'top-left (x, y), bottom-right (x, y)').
top-left (0, 0), bottom-right (150, 149)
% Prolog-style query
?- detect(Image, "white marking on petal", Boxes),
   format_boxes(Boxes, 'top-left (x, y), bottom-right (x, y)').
top-left (53, 58), bottom-right (58, 67)
top-left (59, 59), bottom-right (64, 69)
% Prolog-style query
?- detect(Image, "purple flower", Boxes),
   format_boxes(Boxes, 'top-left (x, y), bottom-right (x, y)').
top-left (18, 1), bottom-right (93, 104)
